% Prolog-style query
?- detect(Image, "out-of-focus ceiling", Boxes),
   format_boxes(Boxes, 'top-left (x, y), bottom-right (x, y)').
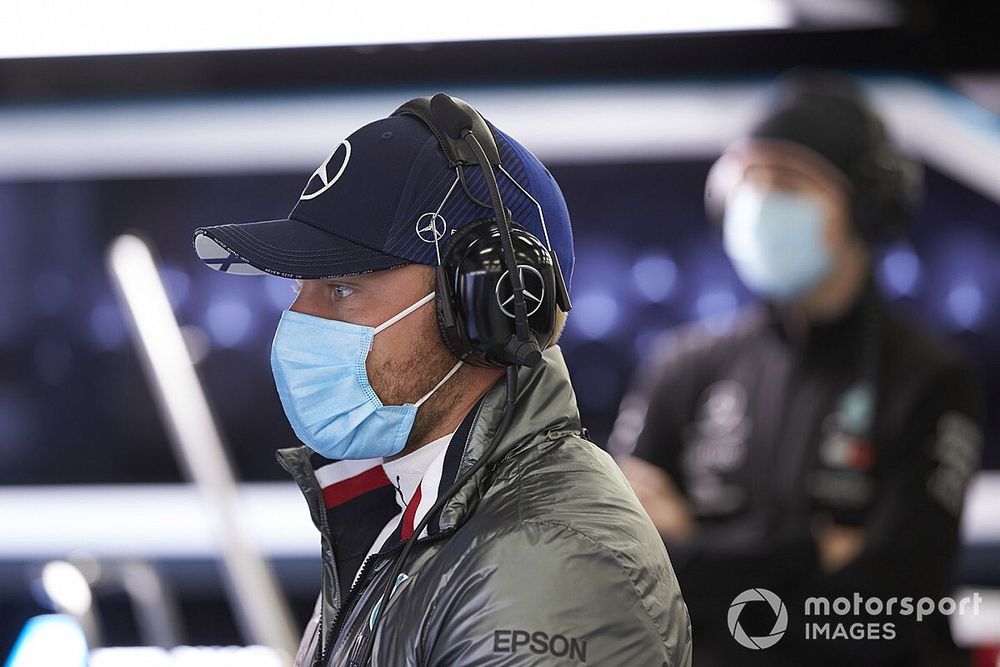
top-left (0, 0), bottom-right (994, 103)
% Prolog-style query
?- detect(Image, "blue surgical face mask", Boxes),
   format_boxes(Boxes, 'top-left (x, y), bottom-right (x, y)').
top-left (270, 292), bottom-right (463, 460)
top-left (722, 184), bottom-right (834, 301)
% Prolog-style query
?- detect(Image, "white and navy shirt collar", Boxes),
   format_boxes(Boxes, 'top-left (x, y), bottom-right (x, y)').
top-left (305, 401), bottom-right (480, 594)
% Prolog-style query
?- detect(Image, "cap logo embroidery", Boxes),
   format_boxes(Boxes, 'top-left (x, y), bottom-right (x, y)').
top-left (299, 140), bottom-right (351, 201)
top-left (415, 212), bottom-right (448, 243)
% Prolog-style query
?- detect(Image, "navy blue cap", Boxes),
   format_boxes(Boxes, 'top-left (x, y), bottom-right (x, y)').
top-left (194, 109), bottom-right (574, 290)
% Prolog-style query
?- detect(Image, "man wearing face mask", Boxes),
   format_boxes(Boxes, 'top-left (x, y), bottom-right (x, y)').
top-left (194, 94), bottom-right (691, 666)
top-left (611, 74), bottom-right (982, 666)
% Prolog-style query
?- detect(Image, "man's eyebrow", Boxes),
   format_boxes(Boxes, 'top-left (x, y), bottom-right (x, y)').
top-left (323, 276), bottom-right (364, 287)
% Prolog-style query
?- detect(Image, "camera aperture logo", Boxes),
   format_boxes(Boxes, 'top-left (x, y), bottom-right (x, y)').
top-left (728, 588), bottom-right (788, 649)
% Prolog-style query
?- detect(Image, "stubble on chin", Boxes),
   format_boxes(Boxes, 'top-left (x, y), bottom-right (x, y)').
top-left (369, 315), bottom-right (466, 450)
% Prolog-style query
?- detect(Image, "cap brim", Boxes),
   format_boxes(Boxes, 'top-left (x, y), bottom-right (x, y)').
top-left (194, 218), bottom-right (408, 279)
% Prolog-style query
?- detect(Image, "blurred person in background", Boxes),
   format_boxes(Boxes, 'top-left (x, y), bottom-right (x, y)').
top-left (611, 73), bottom-right (983, 666)
top-left (194, 94), bottom-right (691, 666)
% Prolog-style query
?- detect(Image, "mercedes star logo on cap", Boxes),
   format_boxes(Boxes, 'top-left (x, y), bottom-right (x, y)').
top-left (299, 140), bottom-right (351, 201)
top-left (415, 212), bottom-right (448, 243)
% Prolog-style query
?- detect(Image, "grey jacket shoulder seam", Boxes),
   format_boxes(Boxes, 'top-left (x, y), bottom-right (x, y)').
top-left (419, 517), bottom-right (673, 664)
top-left (521, 518), bottom-right (673, 657)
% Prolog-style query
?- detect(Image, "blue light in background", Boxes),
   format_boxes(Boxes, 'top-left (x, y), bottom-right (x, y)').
top-left (694, 287), bottom-right (739, 334)
top-left (565, 236), bottom-right (638, 342)
top-left (0, 384), bottom-right (32, 457)
top-left (946, 280), bottom-right (984, 330)
top-left (633, 327), bottom-right (671, 360)
top-left (33, 339), bottom-right (73, 386)
top-left (32, 271), bottom-right (72, 316)
top-left (570, 236), bottom-right (633, 294)
top-left (0, 306), bottom-right (15, 345)
top-left (572, 359), bottom-right (624, 411)
top-left (922, 229), bottom-right (998, 334)
top-left (159, 264), bottom-right (192, 310)
top-left (264, 275), bottom-right (298, 312)
top-left (568, 291), bottom-right (621, 340)
top-left (877, 243), bottom-right (922, 298)
top-left (631, 251), bottom-right (678, 302)
top-left (88, 301), bottom-right (127, 351)
top-left (204, 298), bottom-right (254, 349)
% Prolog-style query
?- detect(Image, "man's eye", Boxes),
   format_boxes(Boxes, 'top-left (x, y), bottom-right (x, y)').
top-left (331, 284), bottom-right (354, 299)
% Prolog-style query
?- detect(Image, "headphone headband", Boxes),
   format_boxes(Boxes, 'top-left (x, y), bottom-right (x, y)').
top-left (393, 95), bottom-right (501, 167)
top-left (394, 93), bottom-right (562, 368)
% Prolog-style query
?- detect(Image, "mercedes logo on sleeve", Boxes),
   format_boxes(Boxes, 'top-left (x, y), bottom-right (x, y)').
top-left (299, 140), bottom-right (351, 201)
top-left (495, 266), bottom-right (545, 318)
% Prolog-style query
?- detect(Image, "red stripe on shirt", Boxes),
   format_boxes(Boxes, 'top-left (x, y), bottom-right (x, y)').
top-left (322, 466), bottom-right (392, 509)
top-left (400, 482), bottom-right (422, 541)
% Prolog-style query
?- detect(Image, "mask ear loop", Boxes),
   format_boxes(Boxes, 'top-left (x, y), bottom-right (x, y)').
top-left (414, 358), bottom-right (463, 407)
top-left (370, 289), bottom-right (464, 405)
top-left (372, 292), bottom-right (436, 335)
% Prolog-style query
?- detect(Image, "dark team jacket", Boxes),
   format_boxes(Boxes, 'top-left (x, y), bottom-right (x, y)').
top-left (609, 282), bottom-right (982, 667)
top-left (279, 347), bottom-right (692, 666)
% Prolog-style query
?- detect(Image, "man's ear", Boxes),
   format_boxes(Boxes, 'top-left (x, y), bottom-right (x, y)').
top-left (547, 308), bottom-right (569, 349)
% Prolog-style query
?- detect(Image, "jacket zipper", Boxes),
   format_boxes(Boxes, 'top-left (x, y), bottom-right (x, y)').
top-left (314, 530), bottom-right (338, 664)
top-left (331, 522), bottom-right (457, 648)
top-left (324, 526), bottom-right (465, 664)
top-left (342, 527), bottom-right (460, 665)
top-left (327, 547), bottom-right (399, 650)
top-left (320, 401), bottom-right (484, 664)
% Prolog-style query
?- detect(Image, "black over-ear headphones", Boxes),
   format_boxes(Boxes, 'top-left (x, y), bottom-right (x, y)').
top-left (392, 93), bottom-right (571, 368)
top-left (358, 96), bottom-right (573, 665)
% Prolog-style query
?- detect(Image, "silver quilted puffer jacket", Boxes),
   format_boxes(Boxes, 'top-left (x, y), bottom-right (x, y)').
top-left (277, 347), bottom-right (693, 666)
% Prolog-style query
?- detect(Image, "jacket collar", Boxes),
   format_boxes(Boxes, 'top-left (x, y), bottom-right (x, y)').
top-left (434, 345), bottom-right (582, 532)
top-left (762, 273), bottom-right (884, 361)
top-left (277, 345), bottom-right (582, 540)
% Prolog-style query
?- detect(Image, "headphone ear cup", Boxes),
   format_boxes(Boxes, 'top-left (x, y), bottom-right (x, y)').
top-left (434, 264), bottom-right (469, 362)
top-left (438, 220), bottom-right (557, 367)
top-left (435, 220), bottom-right (496, 366)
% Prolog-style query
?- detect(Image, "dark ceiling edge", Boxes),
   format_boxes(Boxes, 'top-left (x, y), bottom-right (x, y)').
top-left (0, 14), bottom-right (996, 105)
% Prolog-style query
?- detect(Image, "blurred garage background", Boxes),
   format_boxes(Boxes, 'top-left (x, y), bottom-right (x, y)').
top-left (1, 0), bottom-right (998, 664)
